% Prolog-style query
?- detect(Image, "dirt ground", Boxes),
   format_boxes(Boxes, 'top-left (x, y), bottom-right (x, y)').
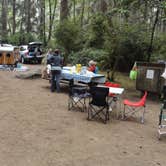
top-left (0, 64), bottom-right (166, 166)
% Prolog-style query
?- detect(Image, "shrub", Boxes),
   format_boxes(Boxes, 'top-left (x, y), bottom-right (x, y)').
top-left (7, 33), bottom-right (21, 45)
top-left (86, 13), bottom-right (107, 49)
top-left (68, 48), bottom-right (109, 69)
top-left (151, 34), bottom-right (166, 61)
top-left (7, 32), bottom-right (36, 45)
top-left (54, 20), bottom-right (83, 62)
top-left (104, 23), bottom-right (149, 72)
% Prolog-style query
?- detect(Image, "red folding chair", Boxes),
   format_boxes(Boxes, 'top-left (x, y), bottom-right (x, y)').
top-left (123, 91), bottom-right (147, 123)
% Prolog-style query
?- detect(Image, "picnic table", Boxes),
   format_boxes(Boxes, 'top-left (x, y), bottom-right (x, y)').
top-left (43, 66), bottom-right (106, 86)
top-left (50, 66), bottom-right (106, 86)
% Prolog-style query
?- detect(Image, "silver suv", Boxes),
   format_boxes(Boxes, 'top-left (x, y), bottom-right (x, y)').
top-left (19, 42), bottom-right (44, 64)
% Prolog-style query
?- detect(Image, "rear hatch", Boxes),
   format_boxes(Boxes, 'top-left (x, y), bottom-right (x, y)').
top-left (28, 42), bottom-right (42, 56)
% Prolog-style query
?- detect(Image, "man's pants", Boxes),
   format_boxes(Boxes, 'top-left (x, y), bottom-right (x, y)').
top-left (51, 70), bottom-right (61, 92)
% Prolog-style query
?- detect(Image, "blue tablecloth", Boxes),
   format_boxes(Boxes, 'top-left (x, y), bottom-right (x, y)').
top-left (61, 72), bottom-right (106, 84)
top-left (51, 66), bottom-right (106, 84)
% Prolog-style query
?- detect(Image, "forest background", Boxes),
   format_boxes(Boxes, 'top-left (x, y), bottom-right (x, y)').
top-left (0, 0), bottom-right (166, 75)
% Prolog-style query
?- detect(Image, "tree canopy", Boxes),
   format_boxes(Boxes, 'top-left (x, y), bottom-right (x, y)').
top-left (0, 0), bottom-right (166, 73)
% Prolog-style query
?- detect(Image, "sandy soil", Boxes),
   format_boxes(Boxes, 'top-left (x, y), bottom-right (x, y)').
top-left (0, 64), bottom-right (166, 166)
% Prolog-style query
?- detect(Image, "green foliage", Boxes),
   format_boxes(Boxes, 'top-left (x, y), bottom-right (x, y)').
top-left (66, 16), bottom-right (150, 72)
top-left (68, 48), bottom-right (109, 68)
top-left (7, 33), bottom-right (21, 45)
top-left (54, 20), bottom-right (83, 60)
top-left (46, 39), bottom-right (56, 50)
top-left (7, 32), bottom-right (36, 45)
top-left (3, 1), bottom-right (165, 74)
top-left (19, 33), bottom-right (36, 44)
top-left (86, 13), bottom-right (107, 49)
top-left (151, 34), bottom-right (166, 61)
top-left (104, 23), bottom-right (149, 71)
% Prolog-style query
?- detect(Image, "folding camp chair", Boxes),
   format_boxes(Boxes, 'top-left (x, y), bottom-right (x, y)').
top-left (158, 100), bottom-right (166, 140)
top-left (158, 86), bottom-right (166, 139)
top-left (105, 81), bottom-right (121, 111)
top-left (68, 85), bottom-right (90, 112)
top-left (87, 86), bottom-right (109, 124)
top-left (123, 91), bottom-right (147, 123)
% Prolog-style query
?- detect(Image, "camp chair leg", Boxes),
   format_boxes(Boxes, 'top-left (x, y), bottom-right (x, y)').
top-left (88, 105), bottom-right (109, 123)
top-left (87, 107), bottom-right (90, 120)
top-left (68, 96), bottom-right (88, 112)
top-left (68, 86), bottom-right (90, 112)
top-left (107, 111), bottom-right (109, 121)
top-left (123, 105), bottom-right (146, 123)
top-left (104, 110), bottom-right (108, 124)
top-left (122, 105), bottom-right (126, 120)
top-left (141, 106), bottom-right (146, 124)
top-left (87, 105), bottom-right (94, 120)
top-left (83, 98), bottom-right (87, 112)
top-left (68, 98), bottom-right (73, 111)
top-left (123, 91), bottom-right (147, 123)
top-left (158, 131), bottom-right (161, 140)
top-left (107, 106), bottom-right (110, 121)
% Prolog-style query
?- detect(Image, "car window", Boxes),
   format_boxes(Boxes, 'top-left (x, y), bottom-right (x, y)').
top-left (20, 46), bottom-right (27, 51)
top-left (29, 47), bottom-right (35, 52)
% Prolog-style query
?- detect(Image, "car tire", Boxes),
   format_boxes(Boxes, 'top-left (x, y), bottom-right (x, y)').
top-left (21, 56), bottom-right (25, 64)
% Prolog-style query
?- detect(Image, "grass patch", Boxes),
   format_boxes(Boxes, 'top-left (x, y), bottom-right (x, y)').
top-left (100, 71), bottom-right (135, 90)
top-left (113, 72), bottom-right (136, 90)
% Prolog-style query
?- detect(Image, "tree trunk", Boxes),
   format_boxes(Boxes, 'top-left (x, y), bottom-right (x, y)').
top-left (147, 2), bottom-right (160, 62)
top-left (100, 0), bottom-right (107, 13)
top-left (39, 0), bottom-right (46, 45)
top-left (1, 0), bottom-right (8, 41)
top-left (48, 0), bottom-right (57, 42)
top-left (60, 0), bottom-right (69, 22)
top-left (143, 1), bottom-right (148, 22)
top-left (25, 0), bottom-right (31, 33)
top-left (12, 0), bottom-right (16, 34)
top-left (80, 0), bottom-right (85, 27)
top-left (19, 1), bottom-right (25, 43)
top-left (162, 9), bottom-right (166, 32)
top-left (111, 55), bottom-right (121, 81)
top-left (87, 0), bottom-right (91, 22)
top-left (73, 0), bottom-right (76, 23)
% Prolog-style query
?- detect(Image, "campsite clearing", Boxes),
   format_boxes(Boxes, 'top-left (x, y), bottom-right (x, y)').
top-left (0, 65), bottom-right (165, 166)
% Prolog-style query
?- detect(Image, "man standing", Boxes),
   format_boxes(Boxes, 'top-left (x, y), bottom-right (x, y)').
top-left (48, 49), bottom-right (63, 93)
